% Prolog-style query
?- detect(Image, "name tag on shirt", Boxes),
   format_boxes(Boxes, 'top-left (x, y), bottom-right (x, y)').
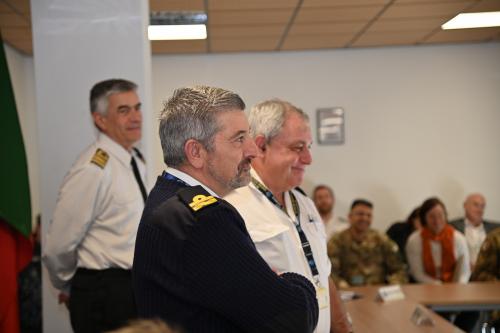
top-left (316, 286), bottom-right (329, 309)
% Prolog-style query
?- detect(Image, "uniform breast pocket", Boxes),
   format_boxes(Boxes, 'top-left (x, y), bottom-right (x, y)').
top-left (307, 218), bottom-right (327, 240)
top-left (111, 176), bottom-right (141, 206)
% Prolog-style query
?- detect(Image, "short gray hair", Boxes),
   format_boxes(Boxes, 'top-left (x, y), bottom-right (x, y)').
top-left (249, 99), bottom-right (309, 142)
top-left (159, 85), bottom-right (245, 167)
top-left (90, 78), bottom-right (137, 116)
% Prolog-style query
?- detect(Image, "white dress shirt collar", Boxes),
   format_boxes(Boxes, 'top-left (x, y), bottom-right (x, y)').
top-left (97, 132), bottom-right (133, 166)
top-left (465, 218), bottom-right (484, 230)
top-left (464, 218), bottom-right (486, 264)
top-left (165, 167), bottom-right (219, 197)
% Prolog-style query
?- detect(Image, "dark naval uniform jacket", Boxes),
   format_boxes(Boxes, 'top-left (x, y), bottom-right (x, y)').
top-left (132, 174), bottom-right (319, 333)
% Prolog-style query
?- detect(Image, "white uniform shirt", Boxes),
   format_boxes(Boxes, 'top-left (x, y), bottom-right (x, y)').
top-left (225, 173), bottom-right (331, 333)
top-left (464, 218), bottom-right (487, 266)
top-left (43, 133), bottom-right (147, 291)
top-left (405, 229), bottom-right (470, 284)
top-left (324, 215), bottom-right (349, 241)
top-left (165, 167), bottom-right (218, 197)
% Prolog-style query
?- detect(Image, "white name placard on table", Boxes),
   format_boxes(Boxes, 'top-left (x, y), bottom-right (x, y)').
top-left (376, 285), bottom-right (405, 302)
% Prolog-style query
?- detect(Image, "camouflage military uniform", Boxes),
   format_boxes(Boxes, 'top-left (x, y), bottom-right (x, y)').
top-left (471, 220), bottom-right (500, 324)
top-left (327, 228), bottom-right (408, 289)
top-left (471, 227), bottom-right (500, 282)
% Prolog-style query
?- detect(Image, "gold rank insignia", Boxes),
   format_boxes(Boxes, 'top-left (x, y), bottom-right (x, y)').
top-left (177, 185), bottom-right (219, 214)
top-left (90, 148), bottom-right (109, 169)
top-left (189, 194), bottom-right (217, 212)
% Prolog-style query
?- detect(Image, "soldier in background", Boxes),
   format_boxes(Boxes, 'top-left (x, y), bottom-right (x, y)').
top-left (471, 227), bottom-right (500, 281)
top-left (328, 199), bottom-right (408, 289)
top-left (471, 227), bottom-right (500, 331)
top-left (312, 185), bottom-right (349, 241)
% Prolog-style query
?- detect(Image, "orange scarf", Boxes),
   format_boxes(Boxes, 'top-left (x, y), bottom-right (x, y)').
top-left (421, 224), bottom-right (456, 282)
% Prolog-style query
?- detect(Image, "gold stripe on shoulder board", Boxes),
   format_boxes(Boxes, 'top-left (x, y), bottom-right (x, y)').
top-left (91, 148), bottom-right (109, 169)
top-left (189, 194), bottom-right (217, 212)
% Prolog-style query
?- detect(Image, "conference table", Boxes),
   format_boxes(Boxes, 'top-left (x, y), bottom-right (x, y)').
top-left (344, 281), bottom-right (500, 333)
top-left (402, 282), bottom-right (500, 312)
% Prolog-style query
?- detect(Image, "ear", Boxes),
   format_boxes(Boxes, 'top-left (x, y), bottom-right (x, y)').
top-left (92, 112), bottom-right (106, 132)
top-left (254, 135), bottom-right (267, 153)
top-left (184, 139), bottom-right (205, 169)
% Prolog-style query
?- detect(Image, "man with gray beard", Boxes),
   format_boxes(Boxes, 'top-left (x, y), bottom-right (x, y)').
top-left (133, 86), bottom-right (319, 333)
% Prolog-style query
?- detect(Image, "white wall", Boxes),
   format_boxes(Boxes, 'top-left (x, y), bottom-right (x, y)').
top-left (151, 42), bottom-right (500, 231)
top-left (4, 44), bottom-right (39, 228)
top-left (8, 42), bottom-right (500, 234)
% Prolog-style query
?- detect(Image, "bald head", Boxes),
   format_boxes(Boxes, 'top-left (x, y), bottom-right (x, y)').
top-left (464, 193), bottom-right (486, 226)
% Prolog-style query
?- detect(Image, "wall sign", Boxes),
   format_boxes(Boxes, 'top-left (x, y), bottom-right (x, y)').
top-left (317, 107), bottom-right (344, 145)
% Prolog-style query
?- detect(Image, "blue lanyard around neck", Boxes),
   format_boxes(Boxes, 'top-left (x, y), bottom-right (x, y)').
top-left (251, 177), bottom-right (320, 283)
top-left (162, 171), bottom-right (189, 186)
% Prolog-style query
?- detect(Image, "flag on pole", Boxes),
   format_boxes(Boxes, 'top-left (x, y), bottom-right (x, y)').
top-left (0, 34), bottom-right (32, 237)
top-left (0, 35), bottom-right (34, 333)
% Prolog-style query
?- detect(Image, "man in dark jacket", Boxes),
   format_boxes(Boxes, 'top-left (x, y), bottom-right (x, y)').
top-left (450, 193), bottom-right (499, 268)
top-left (133, 86), bottom-right (319, 333)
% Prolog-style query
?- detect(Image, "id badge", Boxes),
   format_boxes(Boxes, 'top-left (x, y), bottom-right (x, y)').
top-left (316, 286), bottom-right (329, 309)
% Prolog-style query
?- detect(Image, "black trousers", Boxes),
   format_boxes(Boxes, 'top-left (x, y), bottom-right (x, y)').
top-left (69, 268), bottom-right (136, 333)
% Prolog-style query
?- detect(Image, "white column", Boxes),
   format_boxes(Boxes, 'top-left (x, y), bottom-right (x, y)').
top-left (30, 1), bottom-right (153, 332)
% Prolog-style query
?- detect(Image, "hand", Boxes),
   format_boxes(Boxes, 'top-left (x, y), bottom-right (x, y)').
top-left (270, 267), bottom-right (282, 275)
top-left (58, 292), bottom-right (70, 308)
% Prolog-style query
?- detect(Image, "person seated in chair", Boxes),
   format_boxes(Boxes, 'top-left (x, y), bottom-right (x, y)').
top-left (328, 199), bottom-right (408, 289)
top-left (406, 197), bottom-right (470, 284)
top-left (450, 193), bottom-right (499, 270)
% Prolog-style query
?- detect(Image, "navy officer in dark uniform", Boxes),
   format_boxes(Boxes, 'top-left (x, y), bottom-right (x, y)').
top-left (133, 86), bottom-right (319, 333)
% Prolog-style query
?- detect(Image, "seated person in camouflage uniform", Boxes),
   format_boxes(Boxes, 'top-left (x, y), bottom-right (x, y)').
top-left (327, 199), bottom-right (408, 289)
top-left (471, 224), bottom-right (500, 330)
top-left (471, 227), bottom-right (500, 281)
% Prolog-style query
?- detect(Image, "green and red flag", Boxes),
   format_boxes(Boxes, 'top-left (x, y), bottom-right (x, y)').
top-left (0, 35), bottom-right (33, 333)
top-left (0, 34), bottom-right (32, 237)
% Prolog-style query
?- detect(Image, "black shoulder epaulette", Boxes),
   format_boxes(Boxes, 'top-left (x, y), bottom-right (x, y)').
top-left (90, 148), bottom-right (109, 169)
top-left (177, 185), bottom-right (219, 213)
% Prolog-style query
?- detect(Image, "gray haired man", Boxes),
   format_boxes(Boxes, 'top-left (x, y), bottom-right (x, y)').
top-left (133, 87), bottom-right (319, 333)
top-left (226, 99), bottom-right (351, 333)
top-left (44, 79), bottom-right (146, 333)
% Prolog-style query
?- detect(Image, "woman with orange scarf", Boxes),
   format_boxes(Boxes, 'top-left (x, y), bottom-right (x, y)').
top-left (405, 197), bottom-right (470, 284)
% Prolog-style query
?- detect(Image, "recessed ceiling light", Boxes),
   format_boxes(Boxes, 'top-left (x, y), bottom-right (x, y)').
top-left (148, 11), bottom-right (207, 40)
top-left (442, 11), bottom-right (500, 30)
top-left (148, 25), bottom-right (207, 40)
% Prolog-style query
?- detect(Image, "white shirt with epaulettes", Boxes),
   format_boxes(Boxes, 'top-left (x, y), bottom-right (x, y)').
top-left (43, 133), bottom-right (147, 291)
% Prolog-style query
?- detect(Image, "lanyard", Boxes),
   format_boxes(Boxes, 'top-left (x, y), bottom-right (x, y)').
top-left (251, 178), bottom-right (320, 283)
top-left (162, 171), bottom-right (189, 186)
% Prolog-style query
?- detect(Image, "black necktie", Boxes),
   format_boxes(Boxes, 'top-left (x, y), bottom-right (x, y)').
top-left (131, 156), bottom-right (147, 203)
